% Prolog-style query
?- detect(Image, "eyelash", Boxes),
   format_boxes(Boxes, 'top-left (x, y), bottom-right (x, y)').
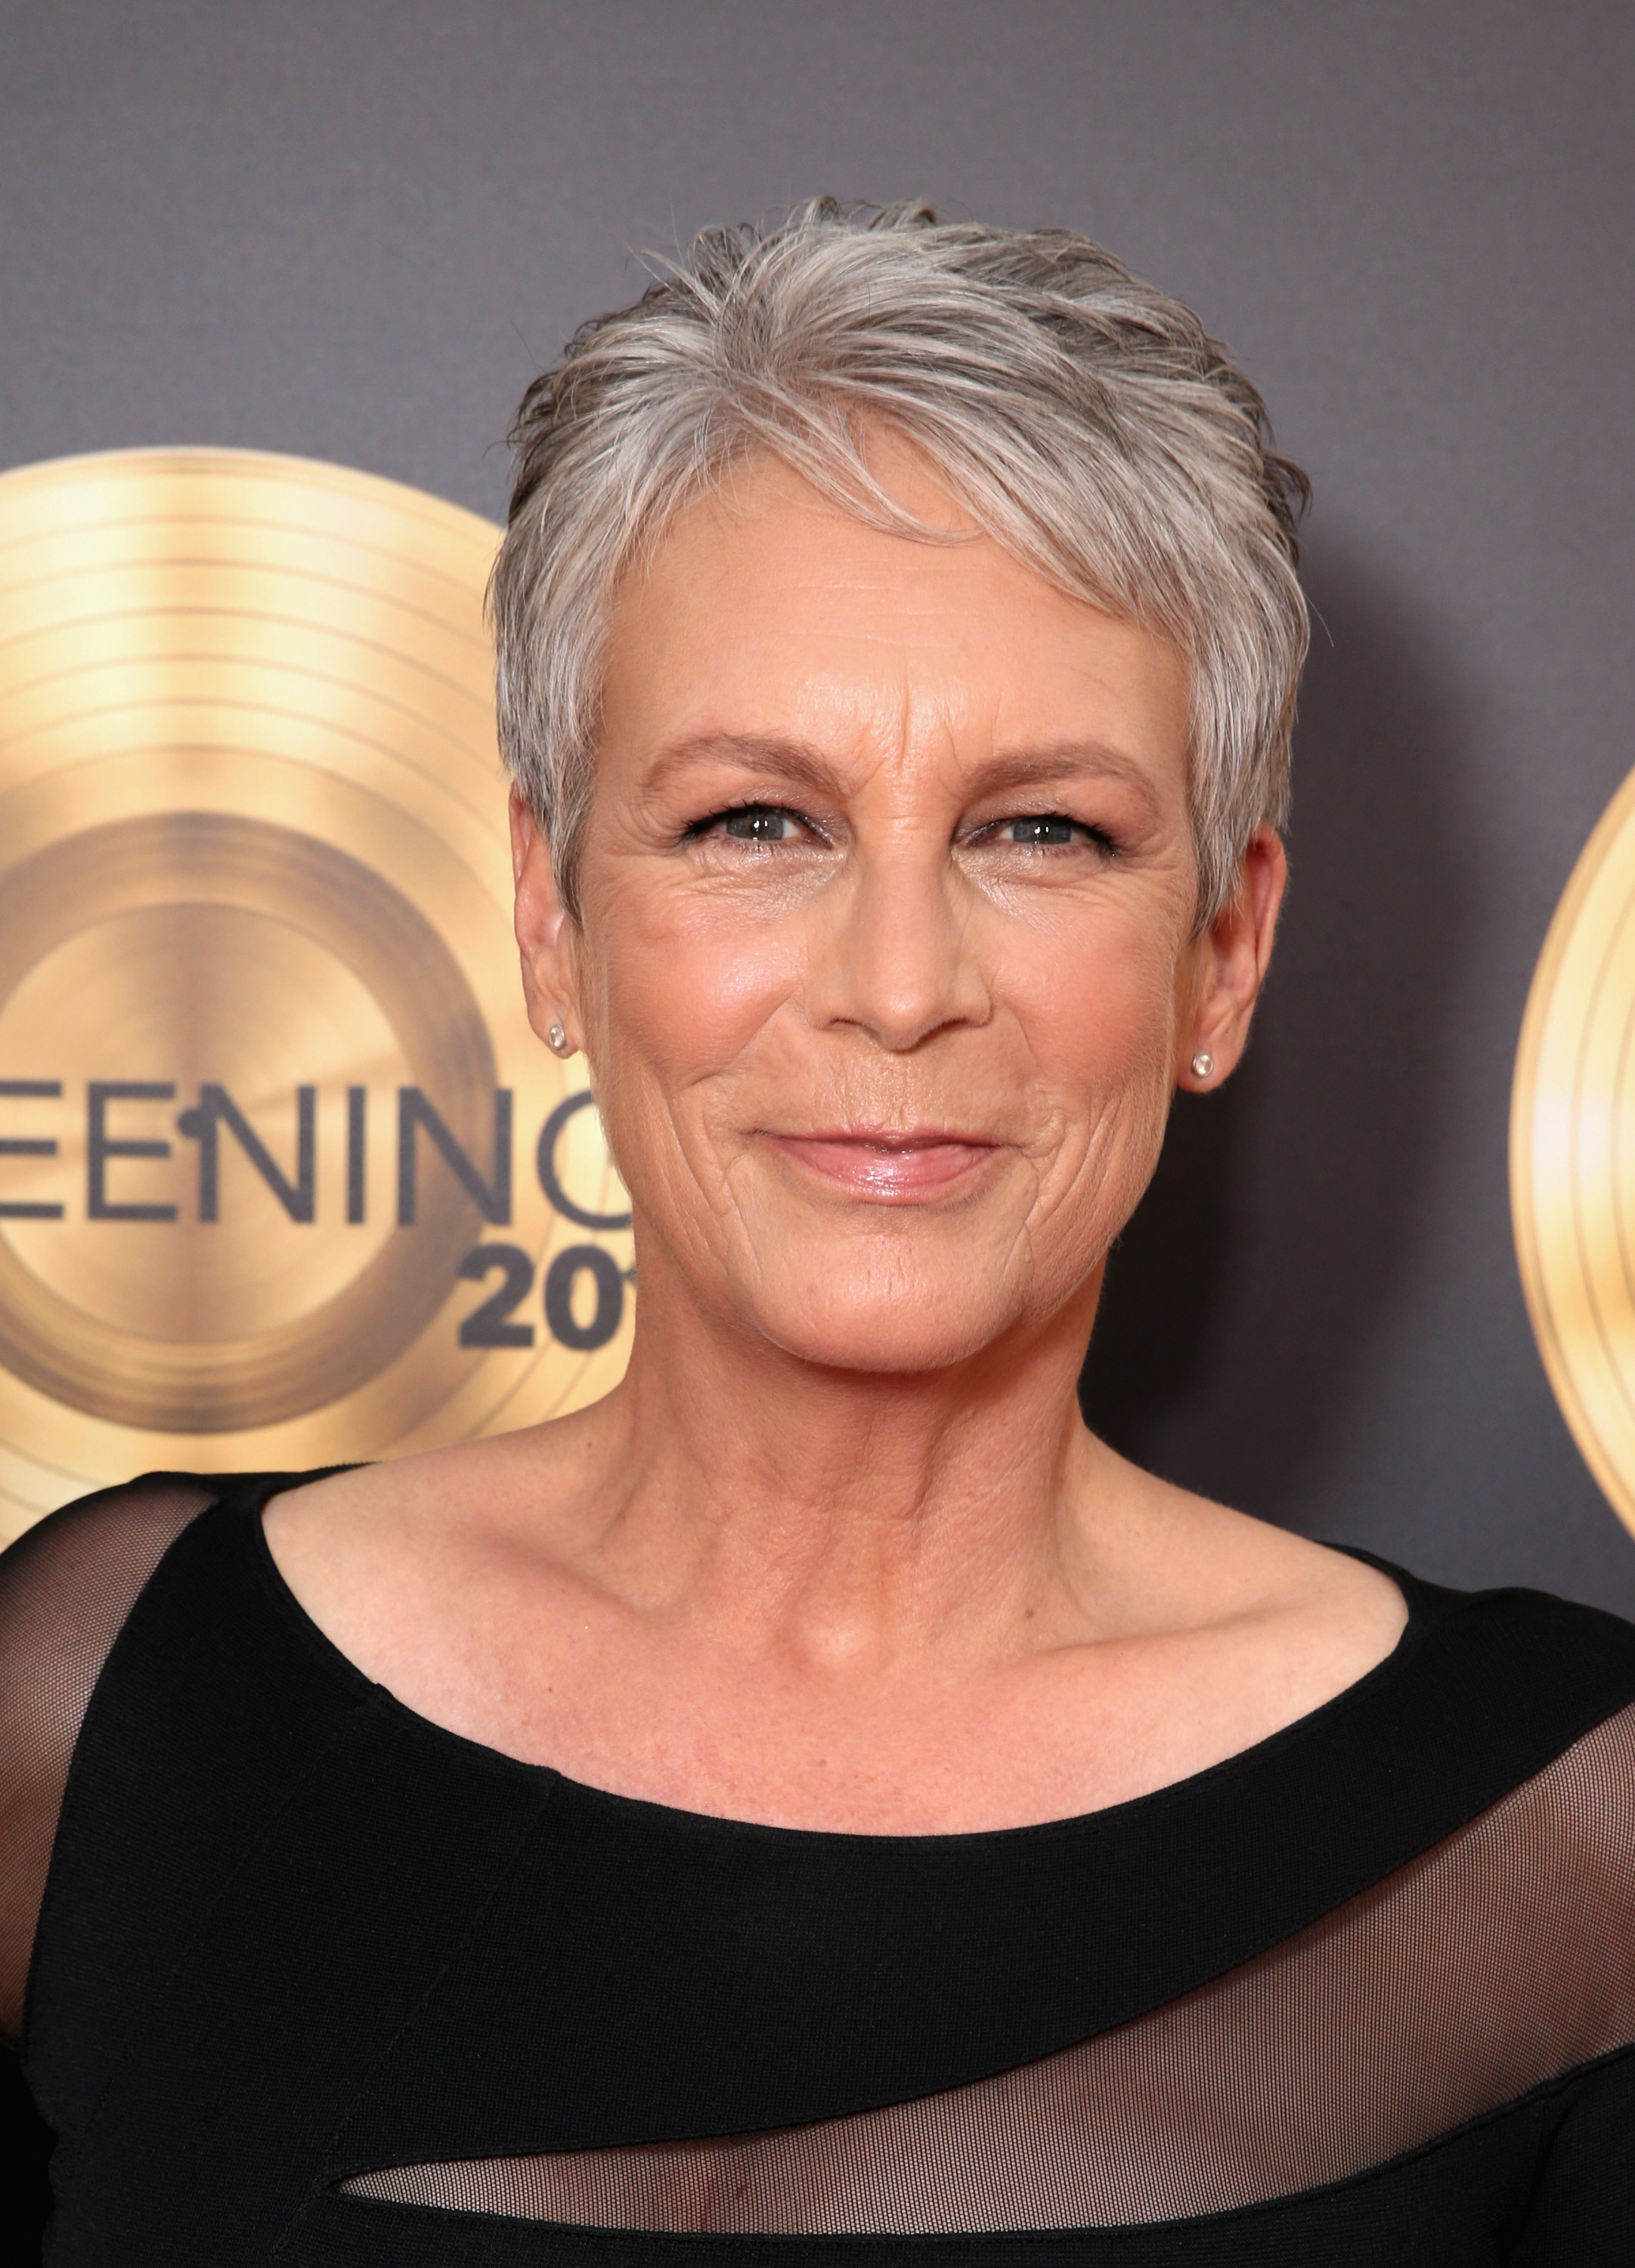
top-left (982, 816), bottom-right (1116, 854)
top-left (681, 801), bottom-right (821, 845)
top-left (683, 804), bottom-right (1117, 856)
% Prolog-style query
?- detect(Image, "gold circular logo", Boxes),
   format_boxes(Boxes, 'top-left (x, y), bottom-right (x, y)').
top-left (1513, 770), bottom-right (1635, 1542)
top-left (0, 449), bottom-right (633, 1547)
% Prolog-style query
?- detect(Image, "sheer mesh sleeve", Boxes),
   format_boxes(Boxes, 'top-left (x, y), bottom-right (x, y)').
top-left (0, 1478), bottom-right (216, 2046)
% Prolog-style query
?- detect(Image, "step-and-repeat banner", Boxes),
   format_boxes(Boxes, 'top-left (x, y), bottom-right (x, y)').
top-left (1514, 777), bottom-right (1635, 1549)
top-left (0, 441), bottom-right (1633, 1553)
top-left (0, 448), bottom-right (632, 1548)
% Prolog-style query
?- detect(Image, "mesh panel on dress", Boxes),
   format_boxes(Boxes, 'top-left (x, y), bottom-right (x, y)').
top-left (345, 1700), bottom-right (1635, 2232)
top-left (0, 1480), bottom-right (215, 2043)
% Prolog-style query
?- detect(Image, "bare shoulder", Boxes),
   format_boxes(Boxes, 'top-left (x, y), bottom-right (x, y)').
top-left (264, 1418), bottom-right (600, 1552)
top-left (1073, 1444), bottom-right (1410, 1736)
top-left (262, 1410), bottom-right (615, 1685)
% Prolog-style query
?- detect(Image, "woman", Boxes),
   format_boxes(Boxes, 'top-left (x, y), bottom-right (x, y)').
top-left (2, 200), bottom-right (1632, 2263)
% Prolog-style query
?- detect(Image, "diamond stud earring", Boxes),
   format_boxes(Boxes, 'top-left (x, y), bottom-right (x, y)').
top-left (1191, 1050), bottom-right (1215, 1079)
top-left (547, 1022), bottom-right (570, 1055)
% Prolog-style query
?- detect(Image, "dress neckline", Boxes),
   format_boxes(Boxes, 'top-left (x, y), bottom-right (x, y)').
top-left (239, 1467), bottom-right (1437, 1851)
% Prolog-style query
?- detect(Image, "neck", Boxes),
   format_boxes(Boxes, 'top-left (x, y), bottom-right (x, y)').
top-left (569, 1251), bottom-right (1111, 1666)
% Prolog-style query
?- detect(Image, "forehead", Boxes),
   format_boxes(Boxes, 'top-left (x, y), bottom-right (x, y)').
top-left (599, 441), bottom-right (1191, 779)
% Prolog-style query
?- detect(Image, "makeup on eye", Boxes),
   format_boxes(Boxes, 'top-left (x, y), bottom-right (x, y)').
top-left (962, 811), bottom-right (1122, 860)
top-left (680, 801), bottom-right (1119, 855)
top-left (992, 814), bottom-right (1116, 851)
top-left (681, 801), bottom-right (825, 845)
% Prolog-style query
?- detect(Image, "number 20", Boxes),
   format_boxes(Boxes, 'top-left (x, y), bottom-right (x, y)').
top-left (457, 1242), bottom-right (627, 1352)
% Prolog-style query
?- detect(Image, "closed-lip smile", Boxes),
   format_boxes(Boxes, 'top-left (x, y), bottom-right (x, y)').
top-left (759, 1127), bottom-right (1001, 1200)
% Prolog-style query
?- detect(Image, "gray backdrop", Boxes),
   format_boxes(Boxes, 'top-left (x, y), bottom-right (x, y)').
top-left (3, 0), bottom-right (1633, 1610)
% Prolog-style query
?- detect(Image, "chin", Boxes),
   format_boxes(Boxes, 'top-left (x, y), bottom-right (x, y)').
top-left (749, 1266), bottom-right (1031, 1377)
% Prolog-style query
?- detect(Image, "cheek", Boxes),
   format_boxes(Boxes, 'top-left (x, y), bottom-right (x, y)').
top-left (1011, 907), bottom-right (1182, 1114)
top-left (1002, 909), bottom-right (1186, 1287)
top-left (582, 872), bottom-right (802, 1111)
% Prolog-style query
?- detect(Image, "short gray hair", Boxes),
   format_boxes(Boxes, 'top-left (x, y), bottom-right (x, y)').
top-left (492, 200), bottom-right (1309, 926)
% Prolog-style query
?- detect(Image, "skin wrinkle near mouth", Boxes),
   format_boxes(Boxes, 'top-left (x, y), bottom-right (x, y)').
top-left (653, 1019), bottom-right (1141, 1328)
top-left (763, 1125), bottom-right (1055, 1324)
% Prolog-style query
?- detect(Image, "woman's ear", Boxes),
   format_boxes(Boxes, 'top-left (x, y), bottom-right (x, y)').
top-left (511, 789), bottom-right (582, 1053)
top-left (1176, 824), bottom-right (1287, 1089)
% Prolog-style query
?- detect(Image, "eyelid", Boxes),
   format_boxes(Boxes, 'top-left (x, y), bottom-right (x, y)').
top-left (968, 813), bottom-right (1117, 850)
top-left (683, 798), bottom-right (828, 844)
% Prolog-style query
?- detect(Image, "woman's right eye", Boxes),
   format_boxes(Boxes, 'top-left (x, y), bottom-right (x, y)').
top-left (721, 806), bottom-right (791, 841)
top-left (681, 803), bottom-right (816, 849)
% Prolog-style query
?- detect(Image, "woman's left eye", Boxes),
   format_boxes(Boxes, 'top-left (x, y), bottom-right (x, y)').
top-left (1006, 816), bottom-right (1084, 847)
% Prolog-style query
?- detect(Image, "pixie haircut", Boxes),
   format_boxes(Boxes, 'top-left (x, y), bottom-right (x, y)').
top-left (492, 200), bottom-right (1309, 926)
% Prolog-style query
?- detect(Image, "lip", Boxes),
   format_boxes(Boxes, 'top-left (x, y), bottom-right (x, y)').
top-left (760, 1129), bottom-right (1002, 1201)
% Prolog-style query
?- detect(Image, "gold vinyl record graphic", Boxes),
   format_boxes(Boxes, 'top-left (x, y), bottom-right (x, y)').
top-left (1513, 768), bottom-right (1635, 1544)
top-left (0, 448), bottom-right (633, 1549)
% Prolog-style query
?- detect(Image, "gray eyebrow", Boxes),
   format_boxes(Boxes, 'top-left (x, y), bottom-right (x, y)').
top-left (638, 733), bottom-right (843, 804)
top-left (639, 733), bottom-right (1162, 821)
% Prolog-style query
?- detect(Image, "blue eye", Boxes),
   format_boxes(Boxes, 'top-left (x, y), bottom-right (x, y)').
top-left (1008, 816), bottom-right (1077, 846)
top-left (723, 807), bottom-right (789, 841)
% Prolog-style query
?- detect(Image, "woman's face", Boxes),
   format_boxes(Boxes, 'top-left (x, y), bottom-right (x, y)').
top-left (519, 438), bottom-right (1279, 1375)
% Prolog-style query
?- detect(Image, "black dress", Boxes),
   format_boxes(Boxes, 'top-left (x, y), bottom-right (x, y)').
top-left (2, 1470), bottom-right (1634, 2265)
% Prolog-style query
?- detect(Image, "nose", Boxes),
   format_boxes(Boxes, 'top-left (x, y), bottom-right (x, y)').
top-left (805, 831), bottom-right (992, 1052)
